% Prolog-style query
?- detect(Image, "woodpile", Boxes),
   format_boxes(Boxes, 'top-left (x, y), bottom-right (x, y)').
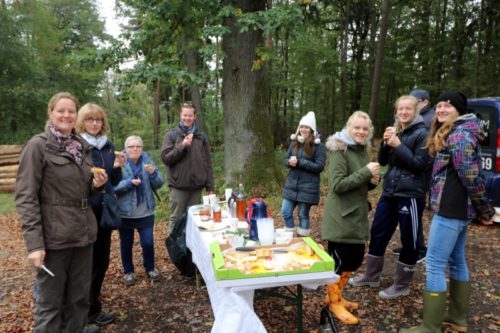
top-left (0, 145), bottom-right (22, 192)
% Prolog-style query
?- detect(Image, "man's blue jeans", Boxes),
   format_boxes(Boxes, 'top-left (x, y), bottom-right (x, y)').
top-left (281, 198), bottom-right (312, 230)
top-left (119, 226), bottom-right (155, 274)
top-left (426, 214), bottom-right (470, 292)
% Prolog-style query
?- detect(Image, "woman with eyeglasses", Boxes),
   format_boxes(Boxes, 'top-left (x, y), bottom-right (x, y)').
top-left (15, 92), bottom-right (108, 333)
top-left (76, 103), bottom-right (123, 327)
top-left (114, 135), bottom-right (164, 286)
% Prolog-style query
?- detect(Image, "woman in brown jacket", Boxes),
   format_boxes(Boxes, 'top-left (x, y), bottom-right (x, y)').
top-left (15, 92), bottom-right (108, 333)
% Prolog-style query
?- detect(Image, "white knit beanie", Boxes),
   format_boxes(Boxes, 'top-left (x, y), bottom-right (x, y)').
top-left (290, 111), bottom-right (320, 144)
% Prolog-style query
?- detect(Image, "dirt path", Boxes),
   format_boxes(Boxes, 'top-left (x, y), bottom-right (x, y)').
top-left (1, 208), bottom-right (498, 333)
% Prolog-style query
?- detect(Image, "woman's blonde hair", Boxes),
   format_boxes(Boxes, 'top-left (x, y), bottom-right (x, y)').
top-left (394, 95), bottom-right (418, 134)
top-left (75, 103), bottom-right (110, 135)
top-left (345, 111), bottom-right (374, 149)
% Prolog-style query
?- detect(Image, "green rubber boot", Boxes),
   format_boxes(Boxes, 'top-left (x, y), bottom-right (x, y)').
top-left (399, 291), bottom-right (446, 333)
top-left (442, 279), bottom-right (471, 332)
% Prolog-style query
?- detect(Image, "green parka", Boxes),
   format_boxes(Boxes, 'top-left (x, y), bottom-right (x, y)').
top-left (322, 132), bottom-right (375, 244)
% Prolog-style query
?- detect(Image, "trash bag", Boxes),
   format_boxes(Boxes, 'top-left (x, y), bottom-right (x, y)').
top-left (165, 213), bottom-right (195, 277)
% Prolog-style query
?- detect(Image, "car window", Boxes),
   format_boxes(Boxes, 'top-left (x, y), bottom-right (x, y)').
top-left (469, 106), bottom-right (497, 149)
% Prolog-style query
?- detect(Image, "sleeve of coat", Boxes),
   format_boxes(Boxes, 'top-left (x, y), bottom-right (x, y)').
top-left (15, 138), bottom-right (45, 253)
top-left (161, 129), bottom-right (186, 166)
top-left (203, 135), bottom-right (215, 192)
top-left (297, 144), bottom-right (326, 173)
top-left (329, 151), bottom-right (372, 194)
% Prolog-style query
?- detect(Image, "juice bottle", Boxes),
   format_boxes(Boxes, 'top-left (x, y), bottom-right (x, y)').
top-left (236, 183), bottom-right (247, 221)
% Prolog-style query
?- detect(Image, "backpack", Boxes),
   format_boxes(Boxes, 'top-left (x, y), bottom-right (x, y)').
top-left (165, 213), bottom-right (195, 277)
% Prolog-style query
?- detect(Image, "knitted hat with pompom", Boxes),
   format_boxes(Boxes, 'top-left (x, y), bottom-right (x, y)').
top-left (290, 111), bottom-right (321, 144)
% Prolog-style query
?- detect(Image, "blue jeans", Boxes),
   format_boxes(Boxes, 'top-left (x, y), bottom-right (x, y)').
top-left (426, 214), bottom-right (470, 292)
top-left (119, 226), bottom-right (155, 274)
top-left (281, 198), bottom-right (312, 230)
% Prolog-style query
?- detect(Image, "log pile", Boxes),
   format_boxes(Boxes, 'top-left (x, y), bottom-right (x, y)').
top-left (0, 145), bottom-right (22, 192)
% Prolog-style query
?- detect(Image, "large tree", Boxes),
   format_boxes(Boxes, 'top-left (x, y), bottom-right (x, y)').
top-left (222, 1), bottom-right (281, 189)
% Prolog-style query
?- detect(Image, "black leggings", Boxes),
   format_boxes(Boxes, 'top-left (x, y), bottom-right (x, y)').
top-left (328, 241), bottom-right (365, 274)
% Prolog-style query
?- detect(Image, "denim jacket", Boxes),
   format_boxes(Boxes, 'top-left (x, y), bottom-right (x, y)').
top-left (114, 152), bottom-right (164, 217)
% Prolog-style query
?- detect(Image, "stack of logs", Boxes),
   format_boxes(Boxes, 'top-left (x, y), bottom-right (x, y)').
top-left (0, 145), bottom-right (22, 192)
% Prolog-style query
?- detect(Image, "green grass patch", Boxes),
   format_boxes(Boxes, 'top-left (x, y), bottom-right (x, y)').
top-left (0, 192), bottom-right (15, 214)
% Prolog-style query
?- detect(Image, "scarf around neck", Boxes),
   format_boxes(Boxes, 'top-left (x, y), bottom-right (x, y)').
top-left (129, 155), bottom-right (145, 206)
top-left (49, 124), bottom-right (83, 163)
top-left (81, 132), bottom-right (108, 150)
top-left (178, 122), bottom-right (197, 136)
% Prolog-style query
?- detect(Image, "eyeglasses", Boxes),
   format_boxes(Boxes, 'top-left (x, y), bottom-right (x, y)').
top-left (85, 118), bottom-right (103, 124)
top-left (127, 145), bottom-right (142, 150)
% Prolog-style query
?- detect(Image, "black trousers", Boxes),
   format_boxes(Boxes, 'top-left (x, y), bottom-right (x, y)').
top-left (328, 241), bottom-right (365, 274)
top-left (89, 207), bottom-right (113, 315)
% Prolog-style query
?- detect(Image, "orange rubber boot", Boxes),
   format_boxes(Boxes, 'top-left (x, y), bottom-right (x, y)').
top-left (326, 280), bottom-right (359, 325)
top-left (338, 272), bottom-right (359, 311)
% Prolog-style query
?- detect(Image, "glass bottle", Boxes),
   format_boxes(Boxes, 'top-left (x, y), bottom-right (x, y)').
top-left (236, 183), bottom-right (247, 221)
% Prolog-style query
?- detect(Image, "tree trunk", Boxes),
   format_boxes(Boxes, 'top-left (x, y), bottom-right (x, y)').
top-left (185, 46), bottom-right (207, 134)
top-left (222, 0), bottom-right (281, 190)
top-left (368, 0), bottom-right (391, 122)
top-left (153, 80), bottom-right (160, 148)
top-left (339, 0), bottom-right (351, 124)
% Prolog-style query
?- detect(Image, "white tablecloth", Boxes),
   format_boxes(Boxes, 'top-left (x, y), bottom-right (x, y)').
top-left (186, 205), bottom-right (338, 333)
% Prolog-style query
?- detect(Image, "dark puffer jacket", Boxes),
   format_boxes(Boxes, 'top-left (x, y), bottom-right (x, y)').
top-left (15, 130), bottom-right (100, 253)
top-left (378, 115), bottom-right (431, 199)
top-left (282, 141), bottom-right (326, 204)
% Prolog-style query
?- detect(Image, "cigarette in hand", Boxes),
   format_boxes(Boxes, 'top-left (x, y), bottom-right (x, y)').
top-left (42, 265), bottom-right (55, 277)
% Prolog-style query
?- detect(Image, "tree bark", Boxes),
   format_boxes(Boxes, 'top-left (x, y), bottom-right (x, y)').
top-left (153, 80), bottom-right (160, 149)
top-left (368, 0), bottom-right (391, 122)
top-left (222, 0), bottom-right (280, 190)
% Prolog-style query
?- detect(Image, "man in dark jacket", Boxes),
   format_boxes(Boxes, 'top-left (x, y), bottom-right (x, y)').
top-left (161, 103), bottom-right (214, 233)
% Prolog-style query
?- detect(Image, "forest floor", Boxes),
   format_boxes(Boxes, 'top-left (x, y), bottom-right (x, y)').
top-left (1, 192), bottom-right (499, 333)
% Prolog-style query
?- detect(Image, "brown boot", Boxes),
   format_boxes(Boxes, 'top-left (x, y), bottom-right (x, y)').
top-left (326, 274), bottom-right (359, 325)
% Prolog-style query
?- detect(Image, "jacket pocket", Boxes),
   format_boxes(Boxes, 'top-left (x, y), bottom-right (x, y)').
top-left (340, 205), bottom-right (358, 218)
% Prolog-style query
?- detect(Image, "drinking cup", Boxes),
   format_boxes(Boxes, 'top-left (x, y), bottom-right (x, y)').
top-left (257, 218), bottom-right (275, 246)
top-left (199, 205), bottom-right (211, 221)
top-left (202, 195), bottom-right (210, 205)
top-left (224, 188), bottom-right (233, 201)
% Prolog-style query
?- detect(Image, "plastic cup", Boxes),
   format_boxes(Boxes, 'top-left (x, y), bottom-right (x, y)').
top-left (202, 195), bottom-right (210, 205)
top-left (257, 218), bottom-right (275, 246)
top-left (224, 188), bottom-right (233, 201)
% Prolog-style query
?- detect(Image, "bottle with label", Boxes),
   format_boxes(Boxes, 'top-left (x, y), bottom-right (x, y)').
top-left (236, 183), bottom-right (247, 221)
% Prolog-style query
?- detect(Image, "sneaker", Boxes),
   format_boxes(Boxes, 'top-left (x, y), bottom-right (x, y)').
top-left (147, 269), bottom-right (161, 281)
top-left (88, 311), bottom-right (116, 326)
top-left (392, 246), bottom-right (402, 255)
top-left (124, 273), bottom-right (136, 286)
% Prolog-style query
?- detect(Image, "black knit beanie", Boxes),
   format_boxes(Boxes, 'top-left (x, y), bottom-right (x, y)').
top-left (437, 91), bottom-right (467, 115)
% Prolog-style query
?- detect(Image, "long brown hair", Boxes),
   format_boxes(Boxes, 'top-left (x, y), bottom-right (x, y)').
top-left (292, 127), bottom-right (315, 157)
top-left (426, 117), bottom-right (455, 157)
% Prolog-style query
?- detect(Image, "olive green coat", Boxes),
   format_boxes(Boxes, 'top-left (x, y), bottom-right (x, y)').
top-left (322, 138), bottom-right (374, 244)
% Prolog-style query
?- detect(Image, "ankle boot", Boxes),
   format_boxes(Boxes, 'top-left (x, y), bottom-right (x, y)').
top-left (379, 262), bottom-right (415, 299)
top-left (348, 254), bottom-right (384, 288)
top-left (399, 291), bottom-right (446, 333)
top-left (442, 279), bottom-right (470, 332)
top-left (326, 278), bottom-right (359, 325)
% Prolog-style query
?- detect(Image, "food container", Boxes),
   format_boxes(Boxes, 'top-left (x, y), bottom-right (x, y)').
top-left (210, 237), bottom-right (334, 281)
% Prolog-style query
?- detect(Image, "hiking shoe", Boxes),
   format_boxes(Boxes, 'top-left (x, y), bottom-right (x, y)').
top-left (83, 326), bottom-right (101, 333)
top-left (147, 269), bottom-right (161, 282)
top-left (392, 246), bottom-right (402, 255)
top-left (88, 311), bottom-right (116, 326)
top-left (124, 273), bottom-right (136, 286)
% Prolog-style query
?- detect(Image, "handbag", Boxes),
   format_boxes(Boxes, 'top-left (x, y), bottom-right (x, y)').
top-left (319, 306), bottom-right (338, 333)
top-left (100, 191), bottom-right (122, 229)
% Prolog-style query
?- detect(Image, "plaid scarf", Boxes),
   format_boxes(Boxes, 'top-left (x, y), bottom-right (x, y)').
top-left (49, 124), bottom-right (83, 164)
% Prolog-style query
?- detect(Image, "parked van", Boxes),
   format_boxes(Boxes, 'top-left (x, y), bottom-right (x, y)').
top-left (468, 97), bottom-right (500, 222)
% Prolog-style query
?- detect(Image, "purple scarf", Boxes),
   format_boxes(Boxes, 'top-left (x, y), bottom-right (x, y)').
top-left (128, 155), bottom-right (145, 206)
top-left (49, 124), bottom-right (83, 164)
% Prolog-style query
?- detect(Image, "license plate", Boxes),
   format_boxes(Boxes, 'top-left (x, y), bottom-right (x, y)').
top-left (481, 156), bottom-right (493, 171)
